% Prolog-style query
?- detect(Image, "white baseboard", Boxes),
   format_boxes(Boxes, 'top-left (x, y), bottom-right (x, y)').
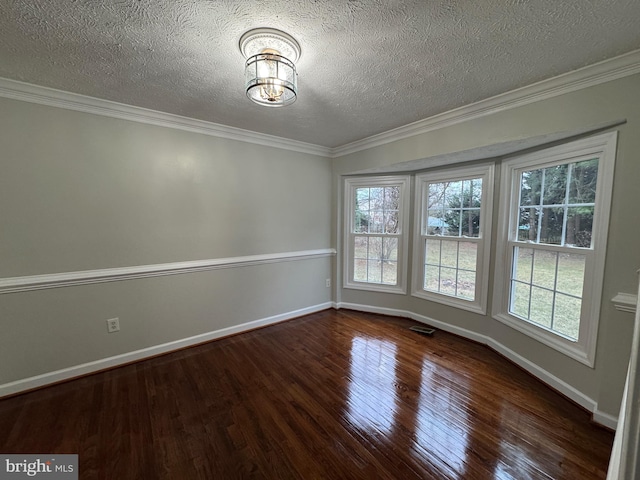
top-left (593, 408), bottom-right (619, 430)
top-left (335, 302), bottom-right (617, 429)
top-left (0, 302), bottom-right (333, 398)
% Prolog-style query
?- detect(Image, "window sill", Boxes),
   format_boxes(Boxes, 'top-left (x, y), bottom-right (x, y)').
top-left (343, 282), bottom-right (406, 295)
top-left (412, 290), bottom-right (486, 315)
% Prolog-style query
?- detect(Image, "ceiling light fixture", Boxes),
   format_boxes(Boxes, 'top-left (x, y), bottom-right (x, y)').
top-left (240, 28), bottom-right (300, 107)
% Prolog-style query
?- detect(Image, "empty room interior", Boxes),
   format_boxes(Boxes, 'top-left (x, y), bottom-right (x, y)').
top-left (1, 1), bottom-right (640, 479)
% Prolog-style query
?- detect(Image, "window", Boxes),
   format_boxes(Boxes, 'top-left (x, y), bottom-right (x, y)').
top-left (493, 132), bottom-right (617, 366)
top-left (413, 164), bottom-right (494, 313)
top-left (344, 176), bottom-right (410, 293)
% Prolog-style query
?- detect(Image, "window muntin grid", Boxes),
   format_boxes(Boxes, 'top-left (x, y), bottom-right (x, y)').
top-left (420, 176), bottom-right (485, 302)
top-left (508, 159), bottom-right (598, 341)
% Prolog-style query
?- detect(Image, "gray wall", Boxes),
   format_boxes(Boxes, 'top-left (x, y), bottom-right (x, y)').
top-left (0, 97), bottom-right (333, 386)
top-left (333, 73), bottom-right (640, 419)
top-left (1, 72), bottom-right (637, 420)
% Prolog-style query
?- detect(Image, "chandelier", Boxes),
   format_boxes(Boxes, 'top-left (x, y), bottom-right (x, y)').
top-left (239, 28), bottom-right (300, 107)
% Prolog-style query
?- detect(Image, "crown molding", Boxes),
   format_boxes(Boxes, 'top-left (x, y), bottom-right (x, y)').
top-left (1, 49), bottom-right (638, 159)
top-left (331, 49), bottom-right (640, 158)
top-left (0, 77), bottom-right (331, 157)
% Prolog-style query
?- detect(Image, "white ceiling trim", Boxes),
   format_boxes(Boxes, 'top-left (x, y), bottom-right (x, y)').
top-left (0, 77), bottom-right (331, 157)
top-left (331, 49), bottom-right (640, 158)
top-left (0, 49), bottom-right (638, 159)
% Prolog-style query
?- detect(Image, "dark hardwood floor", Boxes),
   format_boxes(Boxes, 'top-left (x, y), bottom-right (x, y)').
top-left (0, 309), bottom-right (613, 479)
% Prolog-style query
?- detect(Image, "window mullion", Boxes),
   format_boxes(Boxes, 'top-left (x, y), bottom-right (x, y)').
top-left (537, 169), bottom-right (545, 244)
top-left (561, 163), bottom-right (573, 247)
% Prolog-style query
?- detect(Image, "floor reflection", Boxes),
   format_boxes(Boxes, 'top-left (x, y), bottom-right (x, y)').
top-left (346, 336), bottom-right (398, 434)
top-left (492, 402), bottom-right (565, 479)
top-left (415, 358), bottom-right (470, 477)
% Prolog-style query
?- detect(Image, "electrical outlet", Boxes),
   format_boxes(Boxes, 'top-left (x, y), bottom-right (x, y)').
top-left (326, 278), bottom-right (331, 288)
top-left (106, 318), bottom-right (120, 333)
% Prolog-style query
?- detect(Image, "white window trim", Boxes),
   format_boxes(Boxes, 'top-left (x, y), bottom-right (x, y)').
top-left (412, 163), bottom-right (494, 314)
top-left (492, 132), bottom-right (618, 367)
top-left (343, 175), bottom-right (411, 294)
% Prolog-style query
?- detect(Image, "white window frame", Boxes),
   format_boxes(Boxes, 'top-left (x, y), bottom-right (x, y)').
top-left (492, 132), bottom-right (617, 367)
top-left (412, 163), bottom-right (494, 314)
top-left (343, 175), bottom-right (411, 294)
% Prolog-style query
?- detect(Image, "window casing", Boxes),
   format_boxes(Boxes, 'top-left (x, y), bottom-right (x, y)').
top-left (492, 132), bottom-right (617, 366)
top-left (413, 164), bottom-right (494, 313)
top-left (344, 176), bottom-right (410, 294)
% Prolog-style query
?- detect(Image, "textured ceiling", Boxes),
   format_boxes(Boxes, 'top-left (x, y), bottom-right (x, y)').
top-left (0, 0), bottom-right (639, 148)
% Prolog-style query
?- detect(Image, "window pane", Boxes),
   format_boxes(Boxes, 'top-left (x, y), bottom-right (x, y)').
top-left (354, 236), bottom-right (368, 259)
top-left (369, 237), bottom-right (382, 261)
top-left (355, 213), bottom-right (368, 233)
top-left (439, 267), bottom-right (457, 296)
top-left (382, 261), bottom-right (397, 285)
top-left (518, 207), bottom-right (539, 242)
top-left (426, 177), bottom-right (483, 240)
top-left (511, 281), bottom-right (530, 319)
top-left (514, 247), bottom-right (533, 283)
top-left (424, 264), bottom-right (439, 291)
top-left (354, 259), bottom-right (367, 282)
top-left (356, 187), bottom-right (370, 208)
top-left (566, 206), bottom-right (594, 248)
top-left (426, 210), bottom-right (447, 235)
top-left (457, 270), bottom-right (476, 300)
top-left (517, 160), bottom-right (599, 250)
top-left (532, 250), bottom-right (557, 290)
top-left (383, 238), bottom-right (398, 261)
top-left (556, 253), bottom-right (586, 296)
top-left (355, 188), bottom-right (370, 233)
top-left (370, 187), bottom-right (384, 208)
top-left (440, 209), bottom-right (461, 237)
top-left (569, 159), bottom-right (598, 204)
top-left (444, 181), bottom-right (463, 209)
top-left (462, 178), bottom-right (482, 208)
top-left (367, 260), bottom-right (381, 283)
top-left (554, 294), bottom-right (581, 340)
top-left (529, 287), bottom-right (553, 329)
top-left (538, 207), bottom-right (564, 245)
top-left (428, 183), bottom-right (446, 210)
top-left (440, 241), bottom-right (458, 268)
top-left (369, 211), bottom-right (384, 233)
top-left (384, 210), bottom-right (399, 234)
top-left (520, 170), bottom-right (542, 206)
top-left (441, 209), bottom-right (461, 237)
top-left (543, 164), bottom-right (568, 205)
top-left (511, 247), bottom-right (586, 339)
top-left (460, 208), bottom-right (480, 237)
top-left (458, 242), bottom-right (477, 270)
top-left (425, 239), bottom-right (440, 265)
top-left (384, 186), bottom-right (400, 209)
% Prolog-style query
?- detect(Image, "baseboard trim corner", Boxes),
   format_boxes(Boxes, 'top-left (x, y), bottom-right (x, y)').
top-left (593, 408), bottom-right (620, 431)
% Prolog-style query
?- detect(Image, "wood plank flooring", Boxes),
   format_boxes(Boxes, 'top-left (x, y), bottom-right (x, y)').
top-left (0, 309), bottom-right (613, 479)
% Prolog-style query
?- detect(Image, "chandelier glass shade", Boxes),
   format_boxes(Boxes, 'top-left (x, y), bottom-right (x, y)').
top-left (240, 28), bottom-right (301, 107)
